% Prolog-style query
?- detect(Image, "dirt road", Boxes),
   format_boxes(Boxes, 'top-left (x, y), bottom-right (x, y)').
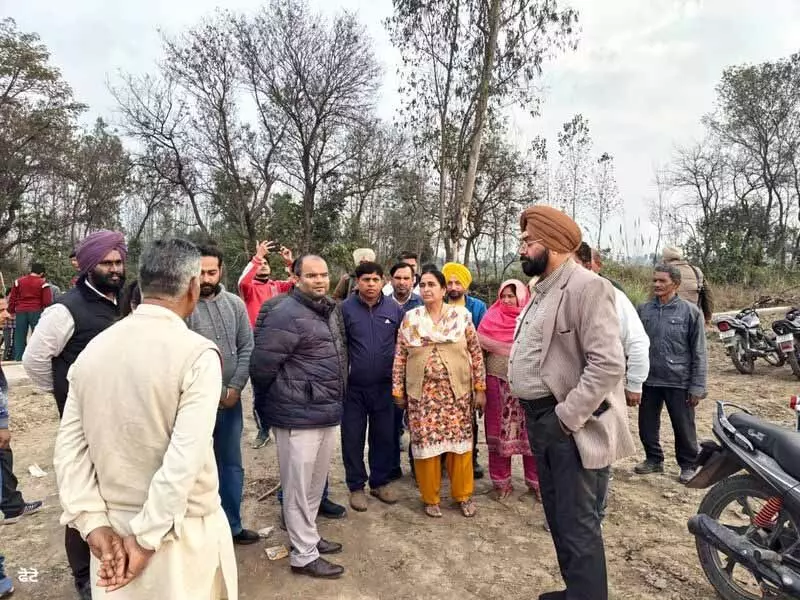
top-left (2, 339), bottom-right (798, 599)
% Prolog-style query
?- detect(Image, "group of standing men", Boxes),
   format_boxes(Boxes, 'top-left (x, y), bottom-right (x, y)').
top-left (0, 205), bottom-right (712, 599)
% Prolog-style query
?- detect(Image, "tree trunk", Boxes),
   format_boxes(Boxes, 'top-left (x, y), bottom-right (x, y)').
top-left (302, 183), bottom-right (314, 253)
top-left (453, 0), bottom-right (502, 263)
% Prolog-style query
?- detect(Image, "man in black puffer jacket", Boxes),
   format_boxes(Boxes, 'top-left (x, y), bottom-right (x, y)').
top-left (250, 255), bottom-right (347, 580)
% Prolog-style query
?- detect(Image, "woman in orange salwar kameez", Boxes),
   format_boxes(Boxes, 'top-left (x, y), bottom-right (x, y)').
top-left (392, 269), bottom-right (486, 518)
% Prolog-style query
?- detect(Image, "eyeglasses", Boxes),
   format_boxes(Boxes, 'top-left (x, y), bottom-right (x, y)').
top-left (519, 238), bottom-right (543, 251)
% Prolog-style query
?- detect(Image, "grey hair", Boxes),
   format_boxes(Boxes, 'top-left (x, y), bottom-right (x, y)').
top-left (139, 238), bottom-right (201, 299)
top-left (293, 254), bottom-right (326, 276)
top-left (654, 263), bottom-right (682, 285)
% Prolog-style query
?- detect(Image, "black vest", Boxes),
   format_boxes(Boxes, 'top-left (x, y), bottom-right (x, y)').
top-left (52, 277), bottom-right (120, 415)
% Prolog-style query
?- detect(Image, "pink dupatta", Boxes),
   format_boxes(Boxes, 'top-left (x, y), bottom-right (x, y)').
top-left (477, 279), bottom-right (530, 357)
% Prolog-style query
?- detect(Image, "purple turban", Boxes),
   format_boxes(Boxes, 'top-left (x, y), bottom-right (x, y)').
top-left (76, 230), bottom-right (128, 274)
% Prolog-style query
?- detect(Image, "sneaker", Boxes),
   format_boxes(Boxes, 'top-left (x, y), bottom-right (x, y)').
top-left (679, 467), bottom-right (698, 484)
top-left (633, 460), bottom-right (664, 475)
top-left (0, 576), bottom-right (14, 598)
top-left (349, 489), bottom-right (368, 512)
top-left (1, 500), bottom-right (43, 524)
top-left (252, 430), bottom-right (271, 449)
top-left (370, 485), bottom-right (398, 505)
top-left (318, 497), bottom-right (347, 519)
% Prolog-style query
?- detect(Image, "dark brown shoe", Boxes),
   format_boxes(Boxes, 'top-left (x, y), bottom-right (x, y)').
top-left (291, 557), bottom-right (344, 579)
top-left (317, 538), bottom-right (342, 554)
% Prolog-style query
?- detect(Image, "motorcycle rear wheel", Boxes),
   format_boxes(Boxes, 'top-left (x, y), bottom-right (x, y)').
top-left (696, 474), bottom-right (799, 600)
top-left (787, 351), bottom-right (800, 379)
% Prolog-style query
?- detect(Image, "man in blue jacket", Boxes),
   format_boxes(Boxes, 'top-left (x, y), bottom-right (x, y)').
top-left (250, 255), bottom-right (347, 580)
top-left (341, 262), bottom-right (405, 512)
top-left (442, 262), bottom-right (487, 479)
top-left (634, 263), bottom-right (707, 484)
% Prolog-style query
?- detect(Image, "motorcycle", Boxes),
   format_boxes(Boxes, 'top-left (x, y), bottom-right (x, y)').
top-left (772, 308), bottom-right (800, 379)
top-left (716, 307), bottom-right (785, 374)
top-left (687, 400), bottom-right (800, 599)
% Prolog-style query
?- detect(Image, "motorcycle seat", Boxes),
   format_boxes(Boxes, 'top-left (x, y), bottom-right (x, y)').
top-left (729, 412), bottom-right (800, 481)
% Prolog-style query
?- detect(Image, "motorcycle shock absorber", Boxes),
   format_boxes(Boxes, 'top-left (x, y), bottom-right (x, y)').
top-left (753, 496), bottom-right (784, 528)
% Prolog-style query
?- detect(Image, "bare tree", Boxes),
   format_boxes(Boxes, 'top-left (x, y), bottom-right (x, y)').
top-left (650, 167), bottom-right (671, 264)
top-left (235, 0), bottom-right (382, 251)
top-left (589, 152), bottom-right (620, 249)
top-left (556, 114), bottom-right (592, 221)
top-left (111, 73), bottom-right (209, 234)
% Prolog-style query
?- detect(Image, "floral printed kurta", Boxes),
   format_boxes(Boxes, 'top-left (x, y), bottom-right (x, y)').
top-left (393, 306), bottom-right (486, 460)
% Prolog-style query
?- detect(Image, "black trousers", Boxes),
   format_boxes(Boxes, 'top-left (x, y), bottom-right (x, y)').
top-left (0, 447), bottom-right (24, 516)
top-left (341, 384), bottom-right (397, 491)
top-left (66, 526), bottom-right (91, 586)
top-left (53, 395), bottom-right (91, 587)
top-left (522, 399), bottom-right (608, 600)
top-left (638, 385), bottom-right (699, 469)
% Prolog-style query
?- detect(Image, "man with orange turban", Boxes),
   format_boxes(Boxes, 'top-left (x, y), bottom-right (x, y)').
top-left (511, 205), bottom-right (634, 600)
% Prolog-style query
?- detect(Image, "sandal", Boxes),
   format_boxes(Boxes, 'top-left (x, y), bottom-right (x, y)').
top-left (424, 504), bottom-right (442, 518)
top-left (459, 498), bottom-right (477, 518)
top-left (491, 488), bottom-right (512, 501)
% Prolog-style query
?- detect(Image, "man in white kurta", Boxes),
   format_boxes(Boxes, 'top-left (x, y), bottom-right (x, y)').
top-left (53, 238), bottom-right (238, 600)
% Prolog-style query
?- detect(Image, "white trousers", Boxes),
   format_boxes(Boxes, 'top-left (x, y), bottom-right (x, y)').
top-left (274, 426), bottom-right (337, 567)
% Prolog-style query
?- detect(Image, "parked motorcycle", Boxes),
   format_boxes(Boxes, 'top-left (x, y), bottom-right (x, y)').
top-left (772, 308), bottom-right (800, 379)
top-left (716, 307), bottom-right (785, 374)
top-left (687, 400), bottom-right (800, 599)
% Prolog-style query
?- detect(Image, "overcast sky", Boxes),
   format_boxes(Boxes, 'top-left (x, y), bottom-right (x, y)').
top-left (4, 0), bottom-right (800, 250)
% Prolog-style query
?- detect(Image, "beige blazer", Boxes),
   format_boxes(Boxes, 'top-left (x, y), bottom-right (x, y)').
top-left (540, 265), bottom-right (636, 469)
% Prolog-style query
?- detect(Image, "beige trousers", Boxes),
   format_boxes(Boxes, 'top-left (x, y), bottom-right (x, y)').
top-left (274, 426), bottom-right (337, 567)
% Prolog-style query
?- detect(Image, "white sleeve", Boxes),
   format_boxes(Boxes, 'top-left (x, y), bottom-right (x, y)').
top-left (22, 304), bottom-right (75, 392)
top-left (54, 384), bottom-right (112, 538)
top-left (616, 290), bottom-right (650, 393)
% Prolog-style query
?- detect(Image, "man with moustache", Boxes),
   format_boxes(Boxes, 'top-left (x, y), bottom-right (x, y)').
top-left (382, 251), bottom-right (421, 297)
top-left (340, 262), bottom-right (404, 511)
top-left (54, 238), bottom-right (237, 599)
top-left (250, 255), bottom-right (347, 579)
top-left (510, 206), bottom-right (634, 600)
top-left (239, 240), bottom-right (295, 449)
top-left (23, 229), bottom-right (128, 600)
top-left (387, 262), bottom-right (423, 312)
top-left (187, 245), bottom-right (258, 545)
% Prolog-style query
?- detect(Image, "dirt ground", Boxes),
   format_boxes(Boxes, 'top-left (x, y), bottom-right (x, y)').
top-left (2, 336), bottom-right (800, 600)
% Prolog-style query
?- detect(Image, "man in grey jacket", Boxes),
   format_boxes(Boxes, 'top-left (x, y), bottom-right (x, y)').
top-left (634, 263), bottom-right (707, 483)
top-left (187, 244), bottom-right (258, 544)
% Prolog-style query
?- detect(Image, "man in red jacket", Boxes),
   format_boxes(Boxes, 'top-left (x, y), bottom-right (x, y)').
top-left (8, 262), bottom-right (52, 361)
top-left (238, 241), bottom-right (295, 327)
top-left (238, 240), bottom-right (295, 448)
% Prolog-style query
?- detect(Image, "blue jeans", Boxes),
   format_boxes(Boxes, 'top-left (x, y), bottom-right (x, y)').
top-left (253, 406), bottom-right (269, 437)
top-left (214, 402), bottom-right (245, 535)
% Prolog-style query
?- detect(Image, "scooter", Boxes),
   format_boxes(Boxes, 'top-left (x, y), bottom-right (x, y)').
top-left (687, 400), bottom-right (800, 599)
top-left (716, 307), bottom-right (785, 374)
